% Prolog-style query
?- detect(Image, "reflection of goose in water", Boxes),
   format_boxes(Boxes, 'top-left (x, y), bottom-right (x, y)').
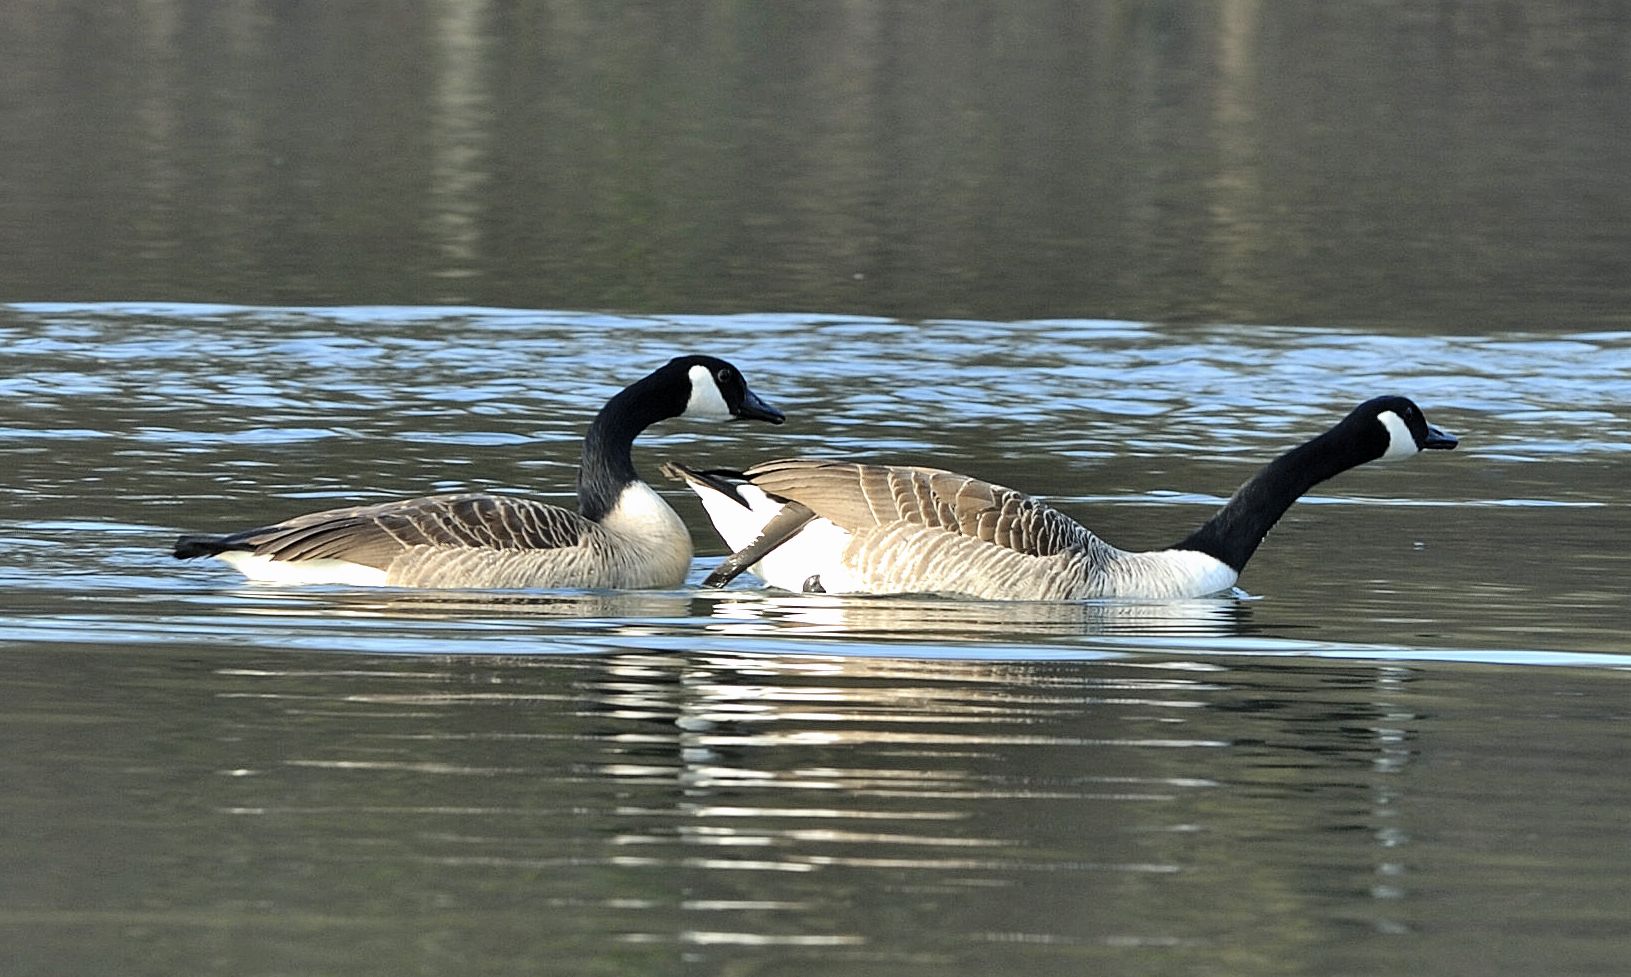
top-left (552, 648), bottom-right (1236, 913)
top-left (217, 587), bottom-right (700, 632)
top-left (670, 396), bottom-right (1457, 600)
top-left (581, 649), bottom-right (1231, 772)
top-left (173, 356), bottom-right (783, 588)
top-left (204, 584), bottom-right (1247, 655)
top-left (700, 591), bottom-right (1250, 644)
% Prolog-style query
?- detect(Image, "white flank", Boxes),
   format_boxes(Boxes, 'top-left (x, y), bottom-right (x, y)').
top-left (1120, 549), bottom-right (1239, 599)
top-left (684, 364), bottom-right (732, 420)
top-left (750, 516), bottom-right (859, 593)
top-left (1376, 410), bottom-right (1420, 461)
top-left (217, 552), bottom-right (390, 586)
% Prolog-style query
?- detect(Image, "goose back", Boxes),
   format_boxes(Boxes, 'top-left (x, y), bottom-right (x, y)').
top-left (743, 459), bottom-right (1093, 557)
top-left (198, 494), bottom-right (592, 565)
top-left (179, 490), bottom-right (692, 589)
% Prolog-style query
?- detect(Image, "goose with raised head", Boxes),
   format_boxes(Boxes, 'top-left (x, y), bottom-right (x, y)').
top-left (666, 396), bottom-right (1457, 601)
top-left (174, 355), bottom-right (784, 589)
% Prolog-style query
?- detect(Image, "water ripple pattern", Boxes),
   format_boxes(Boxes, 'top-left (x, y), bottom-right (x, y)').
top-left (4, 304), bottom-right (1631, 975)
top-left (1, 301), bottom-right (1628, 662)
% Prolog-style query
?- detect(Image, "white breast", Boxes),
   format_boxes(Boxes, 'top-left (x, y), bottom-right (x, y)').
top-left (595, 481), bottom-right (693, 587)
top-left (600, 481), bottom-right (688, 540)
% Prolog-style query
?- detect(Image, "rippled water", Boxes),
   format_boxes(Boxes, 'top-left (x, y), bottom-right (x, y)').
top-left (4, 303), bottom-right (1629, 975)
top-left (9, 2), bottom-right (1631, 971)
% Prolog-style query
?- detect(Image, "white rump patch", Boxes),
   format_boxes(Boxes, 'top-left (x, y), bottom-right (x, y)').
top-left (217, 552), bottom-right (390, 587)
top-left (1376, 410), bottom-right (1419, 462)
top-left (682, 476), bottom-right (858, 592)
top-left (690, 480), bottom-right (784, 553)
top-left (684, 364), bottom-right (732, 420)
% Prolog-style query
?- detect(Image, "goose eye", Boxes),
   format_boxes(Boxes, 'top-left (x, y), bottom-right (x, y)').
top-left (716, 367), bottom-right (734, 385)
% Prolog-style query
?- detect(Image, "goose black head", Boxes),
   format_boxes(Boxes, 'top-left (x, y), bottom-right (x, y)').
top-left (665, 355), bottom-right (784, 425)
top-left (1347, 396), bottom-right (1458, 462)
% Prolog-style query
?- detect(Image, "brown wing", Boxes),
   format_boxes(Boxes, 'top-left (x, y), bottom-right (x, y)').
top-left (742, 459), bottom-right (1091, 558)
top-left (209, 494), bottom-right (594, 569)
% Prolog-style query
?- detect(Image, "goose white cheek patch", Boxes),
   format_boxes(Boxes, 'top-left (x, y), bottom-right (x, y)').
top-left (685, 364), bottom-right (732, 420)
top-left (1376, 411), bottom-right (1419, 461)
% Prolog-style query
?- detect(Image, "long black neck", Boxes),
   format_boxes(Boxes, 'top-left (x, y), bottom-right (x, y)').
top-left (1173, 425), bottom-right (1370, 572)
top-left (576, 375), bottom-right (681, 522)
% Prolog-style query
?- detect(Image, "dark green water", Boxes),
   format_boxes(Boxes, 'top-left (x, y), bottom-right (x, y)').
top-left (4, 3), bottom-right (1631, 976)
top-left (5, 1), bottom-right (1631, 328)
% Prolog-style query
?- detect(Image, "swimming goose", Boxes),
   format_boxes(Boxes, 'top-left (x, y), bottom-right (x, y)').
top-left (174, 355), bottom-right (783, 589)
top-left (666, 396), bottom-right (1457, 601)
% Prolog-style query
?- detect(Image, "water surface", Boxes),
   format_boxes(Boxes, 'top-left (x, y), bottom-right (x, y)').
top-left (3, 304), bottom-right (1629, 976)
top-left (6, 1), bottom-right (1631, 972)
top-left (5, 1), bottom-right (1631, 329)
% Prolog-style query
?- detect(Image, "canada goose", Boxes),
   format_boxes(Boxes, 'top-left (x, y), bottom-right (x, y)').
top-left (666, 396), bottom-right (1457, 601)
top-left (174, 355), bottom-right (783, 589)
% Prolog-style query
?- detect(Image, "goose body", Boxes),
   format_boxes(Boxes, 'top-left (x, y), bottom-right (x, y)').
top-left (669, 396), bottom-right (1457, 601)
top-left (174, 356), bottom-right (783, 589)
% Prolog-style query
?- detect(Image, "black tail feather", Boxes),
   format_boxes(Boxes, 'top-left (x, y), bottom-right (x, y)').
top-left (174, 533), bottom-right (248, 560)
top-left (660, 462), bottom-right (751, 507)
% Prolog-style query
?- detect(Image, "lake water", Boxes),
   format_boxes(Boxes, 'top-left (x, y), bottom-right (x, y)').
top-left (5, 304), bottom-right (1629, 976)
top-left (5, 3), bottom-right (1631, 976)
